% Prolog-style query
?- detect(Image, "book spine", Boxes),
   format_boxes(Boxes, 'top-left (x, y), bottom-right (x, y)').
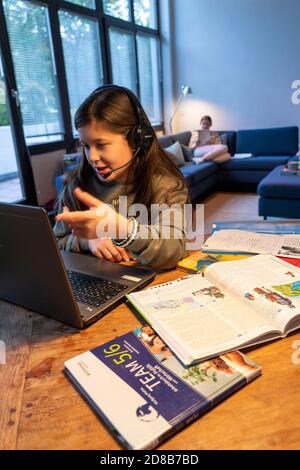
top-left (125, 295), bottom-right (153, 326)
top-left (141, 402), bottom-right (211, 450)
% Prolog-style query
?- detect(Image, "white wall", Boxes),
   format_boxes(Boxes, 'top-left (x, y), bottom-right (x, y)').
top-left (167, 0), bottom-right (300, 133)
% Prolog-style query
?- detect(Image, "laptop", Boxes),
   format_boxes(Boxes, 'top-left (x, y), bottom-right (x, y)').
top-left (0, 202), bottom-right (156, 328)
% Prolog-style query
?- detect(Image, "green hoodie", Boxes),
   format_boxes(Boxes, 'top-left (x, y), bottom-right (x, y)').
top-left (53, 172), bottom-right (189, 270)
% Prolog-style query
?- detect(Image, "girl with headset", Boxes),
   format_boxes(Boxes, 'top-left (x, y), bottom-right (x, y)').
top-left (54, 86), bottom-right (189, 269)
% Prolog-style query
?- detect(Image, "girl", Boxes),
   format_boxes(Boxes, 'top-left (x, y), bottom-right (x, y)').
top-left (54, 86), bottom-right (189, 269)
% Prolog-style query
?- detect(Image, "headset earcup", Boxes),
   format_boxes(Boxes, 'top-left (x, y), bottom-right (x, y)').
top-left (127, 126), bottom-right (140, 149)
top-left (132, 125), bottom-right (154, 150)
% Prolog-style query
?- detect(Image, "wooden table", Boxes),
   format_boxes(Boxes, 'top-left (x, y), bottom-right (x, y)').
top-left (1, 267), bottom-right (300, 450)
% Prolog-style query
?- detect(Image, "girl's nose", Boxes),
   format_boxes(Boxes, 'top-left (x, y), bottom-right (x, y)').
top-left (89, 147), bottom-right (100, 163)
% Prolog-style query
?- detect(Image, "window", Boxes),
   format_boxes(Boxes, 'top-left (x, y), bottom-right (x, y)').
top-left (3, 0), bottom-right (64, 145)
top-left (109, 28), bottom-right (137, 92)
top-left (59, 10), bottom-right (103, 135)
top-left (134, 0), bottom-right (157, 29)
top-left (103, 0), bottom-right (131, 22)
top-left (137, 34), bottom-right (161, 123)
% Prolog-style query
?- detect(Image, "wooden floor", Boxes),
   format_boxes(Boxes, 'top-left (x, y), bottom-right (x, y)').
top-left (202, 191), bottom-right (262, 235)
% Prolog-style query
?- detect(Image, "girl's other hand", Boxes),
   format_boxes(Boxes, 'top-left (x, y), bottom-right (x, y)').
top-left (88, 238), bottom-right (129, 262)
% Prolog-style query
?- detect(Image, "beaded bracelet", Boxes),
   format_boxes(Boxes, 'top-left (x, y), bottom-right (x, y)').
top-left (112, 216), bottom-right (139, 248)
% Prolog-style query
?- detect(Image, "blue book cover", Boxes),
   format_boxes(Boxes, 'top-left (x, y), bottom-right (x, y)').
top-left (64, 327), bottom-right (261, 450)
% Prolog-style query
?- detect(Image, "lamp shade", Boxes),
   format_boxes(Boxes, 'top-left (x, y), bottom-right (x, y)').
top-left (181, 85), bottom-right (192, 97)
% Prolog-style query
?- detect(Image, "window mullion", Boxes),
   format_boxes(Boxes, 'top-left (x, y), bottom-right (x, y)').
top-left (48, 2), bottom-right (74, 152)
top-left (96, 0), bottom-right (109, 84)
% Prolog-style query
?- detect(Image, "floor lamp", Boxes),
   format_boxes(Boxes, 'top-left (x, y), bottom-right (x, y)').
top-left (169, 85), bottom-right (192, 133)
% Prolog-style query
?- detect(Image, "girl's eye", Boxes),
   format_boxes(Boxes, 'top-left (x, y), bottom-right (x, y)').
top-left (96, 143), bottom-right (107, 150)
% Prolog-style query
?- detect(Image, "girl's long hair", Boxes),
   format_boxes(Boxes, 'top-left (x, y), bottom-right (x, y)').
top-left (62, 87), bottom-right (187, 211)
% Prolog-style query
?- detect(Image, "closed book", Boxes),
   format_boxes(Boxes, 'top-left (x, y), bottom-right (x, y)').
top-left (64, 327), bottom-right (261, 450)
top-left (232, 153), bottom-right (254, 159)
top-left (177, 250), bottom-right (252, 274)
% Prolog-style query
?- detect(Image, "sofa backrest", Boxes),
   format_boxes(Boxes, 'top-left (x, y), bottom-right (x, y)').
top-left (158, 131), bottom-right (192, 148)
top-left (236, 126), bottom-right (299, 156)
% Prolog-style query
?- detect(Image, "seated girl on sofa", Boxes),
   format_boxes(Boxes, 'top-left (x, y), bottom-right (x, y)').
top-left (191, 115), bottom-right (231, 164)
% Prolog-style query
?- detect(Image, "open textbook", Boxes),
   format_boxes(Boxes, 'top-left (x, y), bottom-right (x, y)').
top-left (64, 326), bottom-right (261, 450)
top-left (203, 229), bottom-right (300, 259)
top-left (126, 254), bottom-right (300, 366)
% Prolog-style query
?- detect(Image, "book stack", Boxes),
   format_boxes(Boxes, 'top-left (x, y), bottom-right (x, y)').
top-left (65, 221), bottom-right (300, 449)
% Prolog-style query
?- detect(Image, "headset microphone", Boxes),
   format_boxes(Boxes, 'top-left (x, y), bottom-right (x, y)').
top-left (101, 146), bottom-right (141, 179)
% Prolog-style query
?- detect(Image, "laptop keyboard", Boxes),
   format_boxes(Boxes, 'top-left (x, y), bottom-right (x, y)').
top-left (67, 270), bottom-right (128, 307)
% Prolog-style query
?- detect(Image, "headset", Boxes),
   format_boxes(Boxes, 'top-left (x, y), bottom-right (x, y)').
top-left (89, 84), bottom-right (155, 152)
top-left (83, 85), bottom-right (155, 179)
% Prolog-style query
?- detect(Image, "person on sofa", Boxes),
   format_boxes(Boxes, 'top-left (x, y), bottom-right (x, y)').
top-left (54, 85), bottom-right (189, 270)
top-left (191, 115), bottom-right (231, 164)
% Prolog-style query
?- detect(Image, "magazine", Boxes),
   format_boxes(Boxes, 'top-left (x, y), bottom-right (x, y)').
top-left (126, 254), bottom-right (300, 366)
top-left (203, 229), bottom-right (300, 259)
top-left (64, 327), bottom-right (261, 450)
top-left (177, 250), bottom-right (252, 274)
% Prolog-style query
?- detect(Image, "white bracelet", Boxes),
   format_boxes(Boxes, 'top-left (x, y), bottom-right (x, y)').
top-left (112, 217), bottom-right (139, 248)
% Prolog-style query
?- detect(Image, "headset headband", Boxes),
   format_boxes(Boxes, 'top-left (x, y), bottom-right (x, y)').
top-left (89, 84), bottom-right (154, 151)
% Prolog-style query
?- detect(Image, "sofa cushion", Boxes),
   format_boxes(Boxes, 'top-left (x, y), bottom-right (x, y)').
top-left (236, 127), bottom-right (299, 156)
top-left (165, 141), bottom-right (186, 167)
top-left (181, 144), bottom-right (194, 161)
top-left (180, 161), bottom-right (218, 186)
top-left (257, 165), bottom-right (300, 199)
top-left (219, 155), bottom-right (290, 171)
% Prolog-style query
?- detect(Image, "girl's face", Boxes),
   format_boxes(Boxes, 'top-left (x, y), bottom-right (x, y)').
top-left (78, 119), bottom-right (133, 183)
top-left (200, 118), bottom-right (211, 130)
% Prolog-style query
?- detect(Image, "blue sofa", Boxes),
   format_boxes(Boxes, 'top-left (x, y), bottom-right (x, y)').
top-left (158, 127), bottom-right (299, 211)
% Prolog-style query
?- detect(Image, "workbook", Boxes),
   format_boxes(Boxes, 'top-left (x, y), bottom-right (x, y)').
top-left (64, 326), bottom-right (261, 450)
top-left (126, 254), bottom-right (300, 366)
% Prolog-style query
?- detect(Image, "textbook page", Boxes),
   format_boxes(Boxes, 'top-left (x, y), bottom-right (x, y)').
top-left (204, 254), bottom-right (300, 333)
top-left (203, 229), bottom-right (300, 259)
top-left (127, 275), bottom-right (274, 363)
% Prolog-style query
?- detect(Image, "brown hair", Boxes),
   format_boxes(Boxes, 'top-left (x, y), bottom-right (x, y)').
top-left (200, 115), bottom-right (212, 125)
top-left (61, 87), bottom-right (187, 211)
